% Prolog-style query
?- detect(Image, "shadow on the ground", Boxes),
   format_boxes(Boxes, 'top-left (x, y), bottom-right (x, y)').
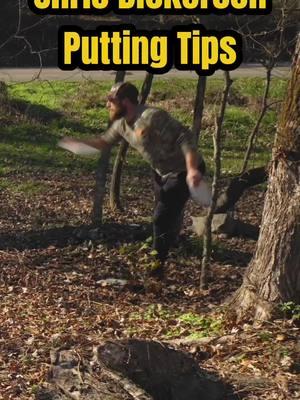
top-left (0, 222), bottom-right (152, 251)
top-left (176, 237), bottom-right (252, 268)
top-left (11, 99), bottom-right (63, 124)
top-left (213, 247), bottom-right (253, 267)
top-left (8, 98), bottom-right (99, 135)
top-left (0, 97), bottom-right (106, 171)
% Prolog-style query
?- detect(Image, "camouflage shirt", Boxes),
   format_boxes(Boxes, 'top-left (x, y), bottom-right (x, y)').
top-left (102, 106), bottom-right (200, 176)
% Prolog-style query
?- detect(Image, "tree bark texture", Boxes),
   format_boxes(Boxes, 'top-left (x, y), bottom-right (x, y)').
top-left (109, 139), bottom-right (129, 211)
top-left (229, 35), bottom-right (300, 321)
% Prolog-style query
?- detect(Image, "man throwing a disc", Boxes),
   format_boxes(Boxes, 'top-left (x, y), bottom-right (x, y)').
top-left (59, 82), bottom-right (206, 273)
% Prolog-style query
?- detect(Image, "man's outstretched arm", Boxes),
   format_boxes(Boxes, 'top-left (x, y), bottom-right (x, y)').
top-left (58, 136), bottom-right (110, 151)
top-left (58, 121), bottom-right (122, 153)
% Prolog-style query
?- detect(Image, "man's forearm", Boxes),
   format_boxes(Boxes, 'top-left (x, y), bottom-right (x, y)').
top-left (185, 150), bottom-right (203, 187)
top-left (80, 137), bottom-right (109, 150)
top-left (185, 150), bottom-right (199, 172)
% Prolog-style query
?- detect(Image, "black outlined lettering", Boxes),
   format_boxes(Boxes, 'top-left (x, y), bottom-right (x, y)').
top-left (27, 0), bottom-right (112, 15)
top-left (58, 24), bottom-right (243, 75)
top-left (28, 0), bottom-right (272, 15)
top-left (58, 25), bottom-right (173, 74)
top-left (173, 24), bottom-right (243, 75)
top-left (116, 0), bottom-right (271, 15)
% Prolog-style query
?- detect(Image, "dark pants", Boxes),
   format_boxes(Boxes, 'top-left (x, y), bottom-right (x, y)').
top-left (152, 162), bottom-right (205, 262)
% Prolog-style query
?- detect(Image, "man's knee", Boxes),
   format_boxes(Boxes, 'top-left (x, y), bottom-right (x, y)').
top-left (153, 205), bottom-right (169, 228)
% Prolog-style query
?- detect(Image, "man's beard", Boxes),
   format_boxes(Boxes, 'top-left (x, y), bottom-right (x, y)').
top-left (109, 104), bottom-right (127, 121)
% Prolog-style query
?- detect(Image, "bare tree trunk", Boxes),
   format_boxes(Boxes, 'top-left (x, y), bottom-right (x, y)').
top-left (228, 36), bottom-right (300, 321)
top-left (92, 147), bottom-right (112, 224)
top-left (109, 73), bottom-right (154, 211)
top-left (138, 73), bottom-right (154, 105)
top-left (91, 71), bottom-right (126, 224)
top-left (201, 72), bottom-right (233, 290)
top-left (240, 67), bottom-right (272, 174)
top-left (109, 139), bottom-right (129, 211)
top-left (192, 76), bottom-right (207, 140)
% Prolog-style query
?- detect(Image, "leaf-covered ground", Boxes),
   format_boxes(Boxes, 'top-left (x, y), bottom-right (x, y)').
top-left (0, 78), bottom-right (299, 399)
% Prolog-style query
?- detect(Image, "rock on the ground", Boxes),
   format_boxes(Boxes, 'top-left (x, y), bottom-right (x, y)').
top-left (37, 339), bottom-right (226, 400)
top-left (36, 339), bottom-right (226, 400)
top-left (192, 213), bottom-right (259, 239)
top-left (95, 339), bottom-right (226, 400)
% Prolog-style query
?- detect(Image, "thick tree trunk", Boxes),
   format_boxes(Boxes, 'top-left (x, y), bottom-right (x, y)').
top-left (229, 36), bottom-right (300, 321)
top-left (109, 73), bottom-right (154, 211)
top-left (91, 71), bottom-right (126, 224)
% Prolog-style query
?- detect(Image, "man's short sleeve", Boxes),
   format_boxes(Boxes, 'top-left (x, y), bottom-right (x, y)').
top-left (136, 108), bottom-right (198, 155)
top-left (176, 124), bottom-right (198, 155)
top-left (134, 108), bottom-right (164, 134)
top-left (101, 120), bottom-right (122, 146)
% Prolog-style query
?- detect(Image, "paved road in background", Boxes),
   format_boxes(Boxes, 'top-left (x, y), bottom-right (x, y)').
top-left (0, 65), bottom-right (290, 82)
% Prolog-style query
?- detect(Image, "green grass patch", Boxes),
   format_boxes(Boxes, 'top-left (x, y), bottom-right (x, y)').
top-left (234, 77), bottom-right (288, 100)
top-left (150, 79), bottom-right (197, 101)
top-left (0, 179), bottom-right (11, 190)
top-left (9, 81), bottom-right (79, 109)
top-left (129, 305), bottom-right (223, 339)
top-left (1, 77), bottom-right (287, 177)
top-left (0, 178), bottom-right (47, 196)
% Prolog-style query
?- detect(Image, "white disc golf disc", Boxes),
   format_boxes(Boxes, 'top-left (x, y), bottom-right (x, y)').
top-left (58, 140), bottom-right (100, 156)
top-left (189, 180), bottom-right (212, 208)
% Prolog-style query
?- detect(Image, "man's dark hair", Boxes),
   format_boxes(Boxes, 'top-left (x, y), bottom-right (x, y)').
top-left (107, 82), bottom-right (139, 105)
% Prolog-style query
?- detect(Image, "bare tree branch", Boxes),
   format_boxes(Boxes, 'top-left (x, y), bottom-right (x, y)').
top-left (201, 71), bottom-right (233, 290)
top-left (240, 67), bottom-right (272, 174)
top-left (238, 0), bottom-right (294, 174)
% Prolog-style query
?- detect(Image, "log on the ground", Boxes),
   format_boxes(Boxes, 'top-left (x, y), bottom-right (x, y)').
top-left (36, 339), bottom-right (226, 400)
top-left (36, 348), bottom-right (150, 400)
top-left (192, 213), bottom-right (259, 239)
top-left (95, 339), bottom-right (225, 400)
top-left (215, 166), bottom-right (268, 213)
